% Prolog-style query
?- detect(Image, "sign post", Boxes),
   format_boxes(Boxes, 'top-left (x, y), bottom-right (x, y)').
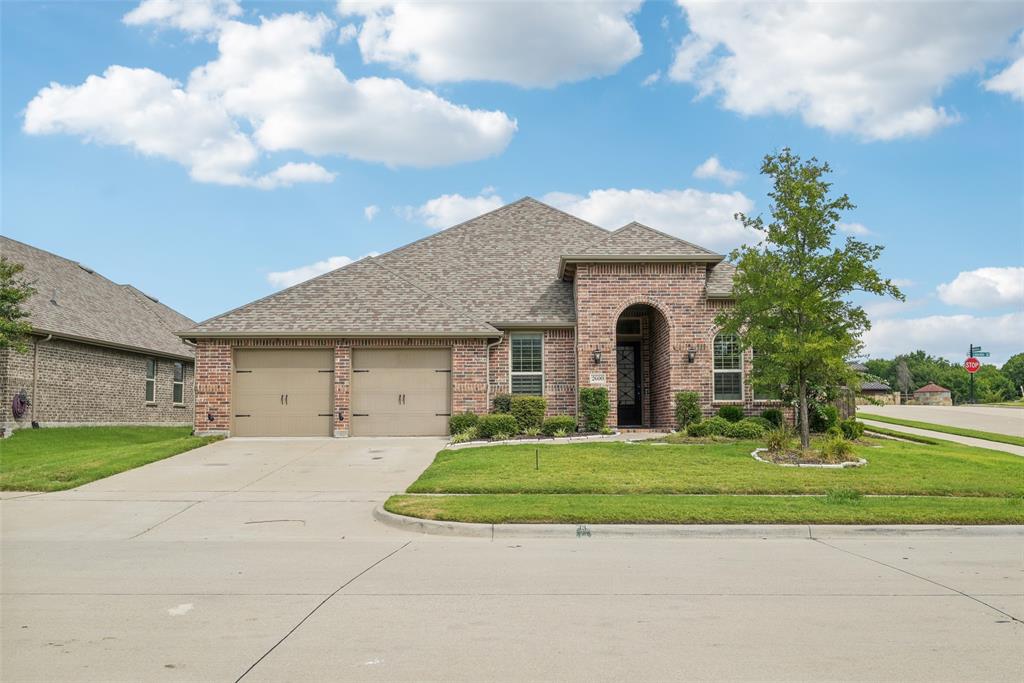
top-left (966, 345), bottom-right (984, 404)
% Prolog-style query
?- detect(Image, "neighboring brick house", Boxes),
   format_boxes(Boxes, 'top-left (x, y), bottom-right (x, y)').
top-left (0, 237), bottom-right (195, 433)
top-left (182, 198), bottom-right (784, 437)
top-left (913, 383), bottom-right (953, 406)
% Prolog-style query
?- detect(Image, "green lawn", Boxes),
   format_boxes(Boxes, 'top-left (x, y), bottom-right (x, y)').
top-left (386, 493), bottom-right (1024, 525)
top-left (0, 426), bottom-right (221, 491)
top-left (858, 412), bottom-right (1024, 447)
top-left (406, 439), bottom-right (1024, 497)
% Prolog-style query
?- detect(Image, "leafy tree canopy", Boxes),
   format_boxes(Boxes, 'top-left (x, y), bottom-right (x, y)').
top-left (0, 256), bottom-right (35, 353)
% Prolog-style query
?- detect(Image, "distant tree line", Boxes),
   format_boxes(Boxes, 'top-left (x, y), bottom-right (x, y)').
top-left (864, 351), bottom-right (1024, 404)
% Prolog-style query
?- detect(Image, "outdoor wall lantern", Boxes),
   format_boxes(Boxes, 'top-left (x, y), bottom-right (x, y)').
top-left (687, 347), bottom-right (696, 363)
top-left (592, 349), bottom-right (603, 364)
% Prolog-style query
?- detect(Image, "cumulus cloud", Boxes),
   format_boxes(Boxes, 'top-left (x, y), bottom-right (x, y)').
top-left (267, 252), bottom-right (379, 288)
top-left (669, 1), bottom-right (1024, 140)
top-left (336, 0), bottom-right (643, 87)
top-left (863, 312), bottom-right (1024, 366)
top-left (24, 9), bottom-right (516, 187)
top-left (984, 57), bottom-right (1024, 101)
top-left (936, 266), bottom-right (1024, 308)
top-left (692, 156), bottom-right (742, 186)
top-left (542, 187), bottom-right (757, 252)
top-left (123, 0), bottom-right (241, 36)
top-left (404, 191), bottom-right (505, 230)
top-left (641, 71), bottom-right (661, 87)
top-left (364, 204), bottom-right (380, 221)
top-left (839, 222), bottom-right (872, 236)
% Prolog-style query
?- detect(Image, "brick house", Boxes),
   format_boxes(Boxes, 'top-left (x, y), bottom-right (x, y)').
top-left (0, 237), bottom-right (195, 433)
top-left (913, 383), bottom-right (953, 406)
top-left (183, 198), bottom-right (783, 437)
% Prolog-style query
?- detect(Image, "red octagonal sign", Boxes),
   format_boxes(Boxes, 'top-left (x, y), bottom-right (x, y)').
top-left (965, 357), bottom-right (981, 373)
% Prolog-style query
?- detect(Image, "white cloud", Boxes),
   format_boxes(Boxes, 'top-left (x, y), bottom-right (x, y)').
top-left (364, 204), bottom-right (380, 221)
top-left (267, 252), bottom-right (379, 288)
top-left (123, 0), bottom-right (241, 36)
top-left (692, 156), bottom-right (742, 186)
top-left (641, 71), bottom-right (661, 87)
top-left (24, 12), bottom-right (516, 187)
top-left (838, 222), bottom-right (872, 236)
top-left (542, 187), bottom-right (757, 252)
top-left (984, 56), bottom-right (1024, 101)
top-left (405, 191), bottom-right (505, 230)
top-left (863, 312), bottom-right (1024, 366)
top-left (669, 2), bottom-right (1024, 140)
top-left (936, 267), bottom-right (1024, 308)
top-left (337, 23), bottom-right (358, 44)
top-left (892, 278), bottom-right (915, 288)
top-left (337, 0), bottom-right (643, 87)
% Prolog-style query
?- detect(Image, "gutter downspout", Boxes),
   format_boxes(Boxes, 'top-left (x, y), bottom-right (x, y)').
top-left (485, 336), bottom-right (503, 413)
top-left (32, 334), bottom-right (53, 424)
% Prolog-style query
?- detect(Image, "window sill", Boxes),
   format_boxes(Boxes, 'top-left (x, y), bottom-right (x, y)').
top-left (711, 400), bottom-right (744, 405)
top-left (172, 403), bottom-right (186, 408)
top-left (145, 402), bottom-right (157, 407)
top-left (752, 400), bottom-right (784, 405)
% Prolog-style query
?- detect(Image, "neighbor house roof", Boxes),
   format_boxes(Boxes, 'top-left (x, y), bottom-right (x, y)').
top-left (914, 383), bottom-right (950, 394)
top-left (1, 236), bottom-right (195, 359)
top-left (859, 381), bottom-right (892, 392)
top-left (183, 197), bottom-right (739, 338)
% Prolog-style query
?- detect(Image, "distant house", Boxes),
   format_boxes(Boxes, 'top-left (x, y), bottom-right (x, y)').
top-left (0, 237), bottom-right (195, 433)
top-left (849, 362), bottom-right (897, 405)
top-left (913, 383), bottom-right (952, 406)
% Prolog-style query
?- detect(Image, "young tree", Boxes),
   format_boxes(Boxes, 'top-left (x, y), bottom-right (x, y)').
top-left (0, 256), bottom-right (35, 353)
top-left (717, 149), bottom-right (903, 447)
top-left (895, 359), bottom-right (912, 396)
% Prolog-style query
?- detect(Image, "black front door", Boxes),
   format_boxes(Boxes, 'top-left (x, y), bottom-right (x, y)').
top-left (616, 342), bottom-right (642, 426)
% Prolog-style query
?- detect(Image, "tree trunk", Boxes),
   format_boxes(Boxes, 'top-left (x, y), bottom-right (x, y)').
top-left (798, 378), bottom-right (810, 449)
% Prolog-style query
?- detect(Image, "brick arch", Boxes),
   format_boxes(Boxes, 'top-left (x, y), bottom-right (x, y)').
top-left (610, 298), bottom-right (675, 429)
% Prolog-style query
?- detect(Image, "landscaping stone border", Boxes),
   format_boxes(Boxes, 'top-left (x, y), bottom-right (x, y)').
top-left (751, 447), bottom-right (866, 469)
top-left (373, 506), bottom-right (1023, 539)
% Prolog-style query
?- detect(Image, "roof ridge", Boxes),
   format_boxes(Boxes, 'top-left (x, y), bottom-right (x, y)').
top-left (123, 285), bottom-right (195, 341)
top-left (366, 258), bottom-right (498, 333)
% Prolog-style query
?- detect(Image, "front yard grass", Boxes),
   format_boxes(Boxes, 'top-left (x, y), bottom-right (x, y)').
top-left (406, 439), bottom-right (1024, 497)
top-left (0, 426), bottom-right (221, 491)
top-left (857, 412), bottom-right (1024, 447)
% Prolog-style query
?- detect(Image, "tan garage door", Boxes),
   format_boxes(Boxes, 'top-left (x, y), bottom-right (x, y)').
top-left (351, 349), bottom-right (451, 436)
top-left (233, 350), bottom-right (334, 437)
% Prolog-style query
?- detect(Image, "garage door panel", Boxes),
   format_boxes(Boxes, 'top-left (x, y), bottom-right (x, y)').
top-left (350, 349), bottom-right (451, 437)
top-left (233, 350), bottom-right (333, 437)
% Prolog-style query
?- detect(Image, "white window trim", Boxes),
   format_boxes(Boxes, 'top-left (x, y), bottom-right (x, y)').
top-left (145, 358), bottom-right (157, 404)
top-left (172, 362), bottom-right (185, 405)
top-left (712, 334), bottom-right (743, 403)
top-left (509, 331), bottom-right (544, 396)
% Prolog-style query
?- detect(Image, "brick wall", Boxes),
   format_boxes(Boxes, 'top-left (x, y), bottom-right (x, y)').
top-left (486, 330), bottom-right (576, 417)
top-left (0, 336), bottom-right (193, 431)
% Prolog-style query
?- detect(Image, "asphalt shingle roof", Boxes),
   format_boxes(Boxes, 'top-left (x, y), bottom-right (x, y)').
top-left (914, 383), bottom-right (950, 394)
top-left (2, 236), bottom-right (195, 359)
top-left (705, 261), bottom-right (737, 298)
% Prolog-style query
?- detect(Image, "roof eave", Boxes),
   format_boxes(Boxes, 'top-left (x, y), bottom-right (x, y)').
top-left (179, 329), bottom-right (502, 341)
top-left (559, 253), bottom-right (725, 280)
top-left (489, 321), bottom-right (576, 329)
top-left (31, 328), bottom-right (195, 361)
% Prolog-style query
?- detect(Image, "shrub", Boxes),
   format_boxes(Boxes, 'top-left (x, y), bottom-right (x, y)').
top-left (492, 393), bottom-right (512, 414)
top-left (745, 416), bottom-right (774, 431)
top-left (449, 427), bottom-right (478, 444)
top-left (477, 413), bottom-right (519, 439)
top-left (764, 425), bottom-right (795, 453)
top-left (808, 403), bottom-right (839, 433)
top-left (687, 416), bottom-right (731, 437)
top-left (492, 431), bottom-right (514, 442)
top-left (840, 418), bottom-right (865, 441)
top-left (726, 418), bottom-right (768, 439)
top-left (552, 428), bottom-right (570, 438)
top-left (717, 405), bottom-right (744, 422)
top-left (449, 411), bottom-right (478, 435)
top-left (523, 426), bottom-right (541, 437)
top-left (542, 415), bottom-right (577, 437)
top-left (579, 387), bottom-right (610, 431)
top-left (819, 435), bottom-right (856, 462)
top-left (826, 424), bottom-right (843, 439)
top-left (510, 395), bottom-right (546, 431)
top-left (760, 408), bottom-right (784, 428)
top-left (674, 391), bottom-right (702, 431)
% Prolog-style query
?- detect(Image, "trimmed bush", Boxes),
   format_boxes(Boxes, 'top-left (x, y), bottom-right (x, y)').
top-left (760, 408), bottom-right (784, 428)
top-left (449, 412), bottom-right (478, 435)
top-left (674, 391), bottom-right (701, 431)
top-left (579, 387), bottom-right (610, 432)
top-left (477, 413), bottom-right (519, 439)
top-left (717, 405), bottom-right (745, 422)
top-left (725, 418), bottom-right (767, 439)
top-left (840, 418), bottom-right (866, 441)
top-left (808, 403), bottom-right (839, 433)
top-left (510, 395), bottom-right (546, 431)
top-left (744, 416), bottom-right (774, 431)
top-left (687, 416), bottom-right (731, 437)
top-left (449, 427), bottom-right (478, 444)
top-left (492, 393), bottom-right (512, 414)
top-left (542, 415), bottom-right (577, 437)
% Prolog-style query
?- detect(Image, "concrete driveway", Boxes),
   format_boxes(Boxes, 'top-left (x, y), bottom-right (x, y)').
top-left (2, 437), bottom-right (1022, 682)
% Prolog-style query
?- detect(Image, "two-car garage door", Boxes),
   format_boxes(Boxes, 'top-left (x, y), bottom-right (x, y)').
top-left (232, 348), bottom-right (450, 437)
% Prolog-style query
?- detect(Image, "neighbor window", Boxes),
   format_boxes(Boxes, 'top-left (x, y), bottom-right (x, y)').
top-left (510, 332), bottom-right (543, 395)
top-left (172, 362), bottom-right (185, 404)
top-left (145, 358), bottom-right (156, 402)
top-left (713, 334), bottom-right (742, 401)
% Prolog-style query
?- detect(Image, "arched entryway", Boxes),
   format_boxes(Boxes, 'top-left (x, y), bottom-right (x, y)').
top-left (614, 303), bottom-right (672, 428)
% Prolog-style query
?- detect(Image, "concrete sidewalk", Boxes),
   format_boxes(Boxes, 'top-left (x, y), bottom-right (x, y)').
top-left (860, 418), bottom-right (1024, 457)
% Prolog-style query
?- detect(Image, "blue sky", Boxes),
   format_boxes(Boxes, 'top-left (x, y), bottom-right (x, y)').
top-left (2, 1), bottom-right (1022, 364)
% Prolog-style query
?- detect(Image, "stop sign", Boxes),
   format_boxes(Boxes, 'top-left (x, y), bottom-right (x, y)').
top-left (965, 357), bottom-right (981, 373)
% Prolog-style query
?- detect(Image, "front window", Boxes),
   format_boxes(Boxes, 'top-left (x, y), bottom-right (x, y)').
top-left (713, 334), bottom-right (742, 401)
top-left (510, 332), bottom-right (543, 395)
top-left (145, 358), bottom-right (156, 402)
top-left (172, 362), bottom-right (185, 404)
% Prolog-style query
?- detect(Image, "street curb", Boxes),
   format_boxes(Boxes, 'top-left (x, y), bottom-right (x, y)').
top-left (373, 506), bottom-right (1024, 539)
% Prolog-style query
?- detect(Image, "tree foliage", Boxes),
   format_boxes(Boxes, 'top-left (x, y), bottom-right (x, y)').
top-left (716, 149), bottom-right (903, 446)
top-left (0, 256), bottom-right (35, 353)
top-left (865, 350), bottom-right (1022, 403)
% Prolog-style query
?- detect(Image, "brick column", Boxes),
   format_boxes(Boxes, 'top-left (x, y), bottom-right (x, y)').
top-left (194, 339), bottom-right (231, 435)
